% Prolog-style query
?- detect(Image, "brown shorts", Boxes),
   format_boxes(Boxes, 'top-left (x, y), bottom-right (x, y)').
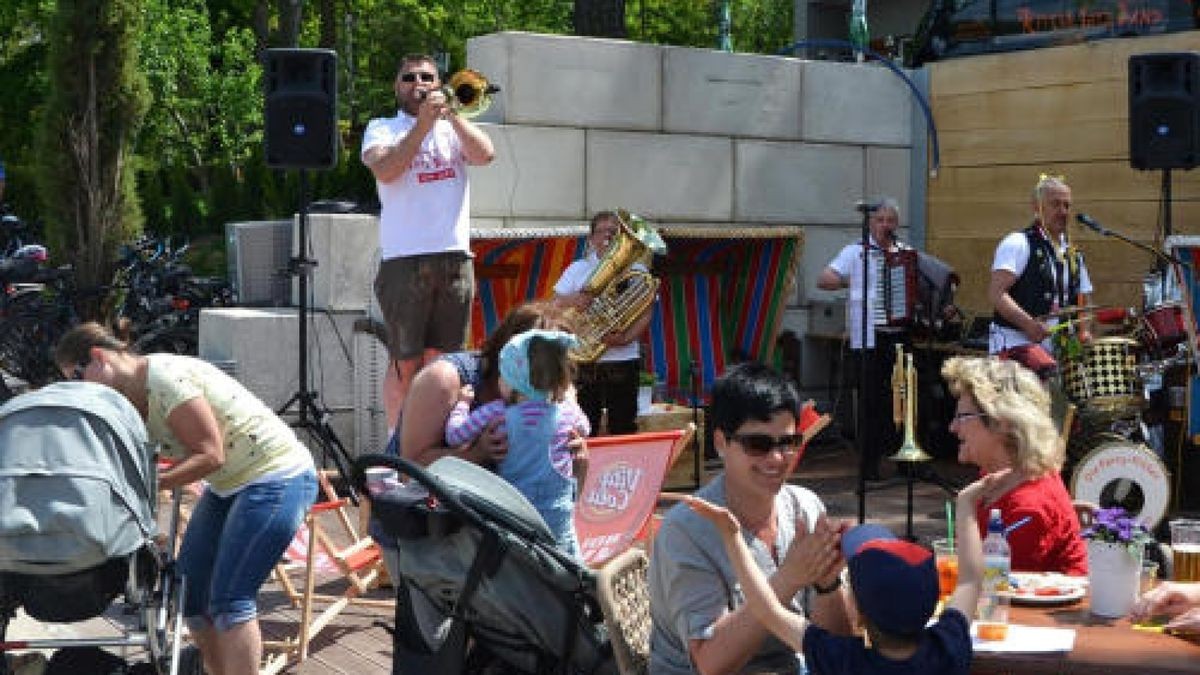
top-left (373, 252), bottom-right (474, 361)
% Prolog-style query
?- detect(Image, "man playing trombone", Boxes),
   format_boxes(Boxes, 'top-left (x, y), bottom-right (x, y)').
top-left (362, 53), bottom-right (496, 434)
top-left (817, 197), bottom-right (909, 481)
top-left (987, 174), bottom-right (1092, 359)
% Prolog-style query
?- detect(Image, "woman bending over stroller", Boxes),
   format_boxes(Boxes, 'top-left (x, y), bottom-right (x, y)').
top-left (55, 322), bottom-right (319, 675)
top-left (444, 329), bottom-right (590, 557)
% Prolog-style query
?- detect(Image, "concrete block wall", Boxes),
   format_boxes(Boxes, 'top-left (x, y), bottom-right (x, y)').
top-left (198, 307), bottom-right (364, 457)
top-left (467, 31), bottom-right (924, 395)
top-left (291, 213), bottom-right (379, 311)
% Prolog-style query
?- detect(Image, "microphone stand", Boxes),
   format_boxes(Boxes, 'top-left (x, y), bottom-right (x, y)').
top-left (856, 201), bottom-right (871, 524)
top-left (1080, 216), bottom-right (1184, 267)
top-left (1081, 215), bottom-right (1197, 377)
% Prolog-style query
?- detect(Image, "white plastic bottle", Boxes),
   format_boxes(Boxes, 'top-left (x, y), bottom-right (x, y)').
top-left (978, 508), bottom-right (1011, 640)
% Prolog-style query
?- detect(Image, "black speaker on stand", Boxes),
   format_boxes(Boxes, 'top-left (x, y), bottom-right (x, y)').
top-left (1129, 52), bottom-right (1199, 237)
top-left (263, 48), bottom-right (356, 500)
top-left (265, 48), bottom-right (339, 171)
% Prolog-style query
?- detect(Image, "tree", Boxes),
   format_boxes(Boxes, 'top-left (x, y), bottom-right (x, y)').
top-left (574, 0), bottom-right (626, 37)
top-left (36, 0), bottom-right (150, 309)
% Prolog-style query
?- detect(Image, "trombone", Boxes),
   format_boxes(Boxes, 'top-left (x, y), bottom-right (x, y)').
top-left (443, 69), bottom-right (500, 119)
top-left (889, 343), bottom-right (932, 463)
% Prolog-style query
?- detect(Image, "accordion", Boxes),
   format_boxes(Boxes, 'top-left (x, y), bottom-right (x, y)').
top-left (874, 249), bottom-right (918, 327)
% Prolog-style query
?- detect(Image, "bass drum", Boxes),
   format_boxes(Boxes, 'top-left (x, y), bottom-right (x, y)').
top-left (1070, 437), bottom-right (1171, 529)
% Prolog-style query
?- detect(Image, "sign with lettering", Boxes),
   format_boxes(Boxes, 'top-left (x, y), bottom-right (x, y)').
top-left (1070, 439), bottom-right (1170, 527)
top-left (575, 430), bottom-right (686, 566)
top-left (914, 0), bottom-right (1198, 64)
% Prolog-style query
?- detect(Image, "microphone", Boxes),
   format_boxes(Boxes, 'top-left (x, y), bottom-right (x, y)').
top-left (854, 200), bottom-right (880, 214)
top-left (1076, 213), bottom-right (1109, 235)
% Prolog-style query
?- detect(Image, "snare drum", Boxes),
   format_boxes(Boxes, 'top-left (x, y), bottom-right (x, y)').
top-left (1060, 336), bottom-right (1143, 418)
top-left (1143, 303), bottom-right (1186, 350)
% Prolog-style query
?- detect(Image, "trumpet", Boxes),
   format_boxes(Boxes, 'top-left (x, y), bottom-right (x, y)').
top-left (443, 69), bottom-right (499, 119)
top-left (889, 344), bottom-right (932, 463)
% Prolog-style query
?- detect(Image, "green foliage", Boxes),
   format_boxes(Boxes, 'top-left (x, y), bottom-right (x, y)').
top-left (5, 0), bottom-right (802, 273)
top-left (36, 0), bottom-right (151, 305)
top-left (627, 0), bottom-right (793, 52)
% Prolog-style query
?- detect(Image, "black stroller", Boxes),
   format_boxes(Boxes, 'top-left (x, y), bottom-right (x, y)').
top-left (356, 453), bottom-right (617, 675)
top-left (0, 382), bottom-right (186, 674)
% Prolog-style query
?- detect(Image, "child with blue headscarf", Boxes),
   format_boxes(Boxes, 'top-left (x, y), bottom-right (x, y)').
top-left (445, 328), bottom-right (591, 557)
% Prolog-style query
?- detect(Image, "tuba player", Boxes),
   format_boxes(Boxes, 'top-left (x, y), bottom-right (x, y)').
top-left (554, 211), bottom-right (655, 435)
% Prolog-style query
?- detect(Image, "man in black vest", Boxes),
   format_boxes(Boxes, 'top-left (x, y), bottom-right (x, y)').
top-left (987, 175), bottom-right (1092, 357)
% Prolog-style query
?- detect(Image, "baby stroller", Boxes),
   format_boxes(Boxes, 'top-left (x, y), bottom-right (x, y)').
top-left (0, 382), bottom-right (185, 674)
top-left (356, 453), bottom-right (617, 675)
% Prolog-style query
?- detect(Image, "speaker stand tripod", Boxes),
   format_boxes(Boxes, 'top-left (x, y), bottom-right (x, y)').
top-left (276, 170), bottom-right (358, 503)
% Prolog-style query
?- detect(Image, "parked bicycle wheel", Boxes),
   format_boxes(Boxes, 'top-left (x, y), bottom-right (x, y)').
top-left (0, 303), bottom-right (71, 391)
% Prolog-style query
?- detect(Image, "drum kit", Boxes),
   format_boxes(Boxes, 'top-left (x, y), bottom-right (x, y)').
top-left (998, 270), bottom-right (1193, 527)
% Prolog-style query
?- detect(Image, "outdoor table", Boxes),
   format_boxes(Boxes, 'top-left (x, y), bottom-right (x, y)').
top-left (971, 597), bottom-right (1200, 674)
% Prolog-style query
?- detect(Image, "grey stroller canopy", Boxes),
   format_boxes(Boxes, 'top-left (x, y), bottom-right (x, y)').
top-left (0, 381), bottom-right (156, 576)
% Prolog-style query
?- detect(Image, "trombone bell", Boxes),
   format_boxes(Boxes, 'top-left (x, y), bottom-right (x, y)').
top-left (445, 69), bottom-right (498, 119)
top-left (889, 439), bottom-right (933, 463)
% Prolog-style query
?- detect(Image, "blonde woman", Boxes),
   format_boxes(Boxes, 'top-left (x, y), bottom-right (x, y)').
top-left (942, 356), bottom-right (1088, 575)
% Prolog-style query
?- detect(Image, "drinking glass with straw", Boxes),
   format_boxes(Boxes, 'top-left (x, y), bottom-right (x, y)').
top-left (933, 499), bottom-right (957, 603)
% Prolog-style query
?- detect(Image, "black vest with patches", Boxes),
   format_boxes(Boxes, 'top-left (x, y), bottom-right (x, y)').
top-left (993, 225), bottom-right (1083, 329)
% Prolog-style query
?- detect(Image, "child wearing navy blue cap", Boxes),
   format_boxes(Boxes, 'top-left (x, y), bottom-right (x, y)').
top-left (687, 469), bottom-right (1022, 674)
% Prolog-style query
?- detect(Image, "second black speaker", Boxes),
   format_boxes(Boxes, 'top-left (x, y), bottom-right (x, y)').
top-left (265, 49), bottom-right (338, 170)
top-left (1129, 52), bottom-right (1200, 171)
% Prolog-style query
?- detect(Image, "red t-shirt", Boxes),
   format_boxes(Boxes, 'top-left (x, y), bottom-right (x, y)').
top-left (976, 472), bottom-right (1088, 575)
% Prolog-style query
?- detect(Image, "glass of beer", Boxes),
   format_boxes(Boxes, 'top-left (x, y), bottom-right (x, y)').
top-left (933, 538), bottom-right (958, 602)
top-left (1171, 519), bottom-right (1200, 583)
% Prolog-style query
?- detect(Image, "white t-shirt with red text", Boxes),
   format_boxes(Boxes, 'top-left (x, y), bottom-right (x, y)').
top-left (361, 111), bottom-right (470, 259)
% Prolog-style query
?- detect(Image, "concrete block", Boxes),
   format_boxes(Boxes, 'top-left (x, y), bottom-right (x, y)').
top-left (866, 146), bottom-right (912, 224)
top-left (198, 307), bottom-right (363, 414)
top-left (466, 34), bottom-right (510, 125)
top-left (735, 142), bottom-right (863, 224)
top-left (292, 213), bottom-right (379, 311)
top-left (662, 47), bottom-right (802, 139)
top-left (468, 124), bottom-right (585, 219)
top-left (470, 218), bottom-right (507, 230)
top-left (587, 131), bottom-right (732, 221)
top-left (799, 225), bottom-right (859, 304)
top-left (801, 60), bottom-right (912, 146)
top-left (467, 32), bottom-right (661, 130)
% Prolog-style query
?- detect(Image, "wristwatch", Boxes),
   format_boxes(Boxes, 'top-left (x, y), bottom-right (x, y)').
top-left (812, 577), bottom-right (843, 595)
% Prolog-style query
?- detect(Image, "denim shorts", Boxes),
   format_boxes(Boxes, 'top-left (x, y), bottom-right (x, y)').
top-left (178, 471), bottom-right (318, 631)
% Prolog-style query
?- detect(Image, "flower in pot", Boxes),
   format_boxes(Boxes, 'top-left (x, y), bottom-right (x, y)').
top-left (1081, 506), bottom-right (1154, 617)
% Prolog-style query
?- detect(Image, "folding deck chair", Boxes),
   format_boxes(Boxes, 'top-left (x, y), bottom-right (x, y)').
top-left (262, 471), bottom-right (393, 673)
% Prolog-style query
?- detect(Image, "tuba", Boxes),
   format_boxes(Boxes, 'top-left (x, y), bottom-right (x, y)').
top-left (568, 210), bottom-right (667, 362)
top-left (443, 69), bottom-right (499, 119)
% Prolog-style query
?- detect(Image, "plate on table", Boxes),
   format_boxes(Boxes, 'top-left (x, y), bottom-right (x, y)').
top-left (1004, 572), bottom-right (1088, 605)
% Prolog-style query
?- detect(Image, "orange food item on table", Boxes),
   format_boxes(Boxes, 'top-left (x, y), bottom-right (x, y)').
top-left (977, 622), bottom-right (1009, 641)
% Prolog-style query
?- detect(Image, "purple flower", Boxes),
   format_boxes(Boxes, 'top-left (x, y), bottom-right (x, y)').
top-left (1081, 506), bottom-right (1153, 548)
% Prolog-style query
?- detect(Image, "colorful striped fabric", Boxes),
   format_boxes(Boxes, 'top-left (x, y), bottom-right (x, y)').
top-left (468, 226), bottom-right (804, 404)
top-left (468, 228), bottom-right (588, 347)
